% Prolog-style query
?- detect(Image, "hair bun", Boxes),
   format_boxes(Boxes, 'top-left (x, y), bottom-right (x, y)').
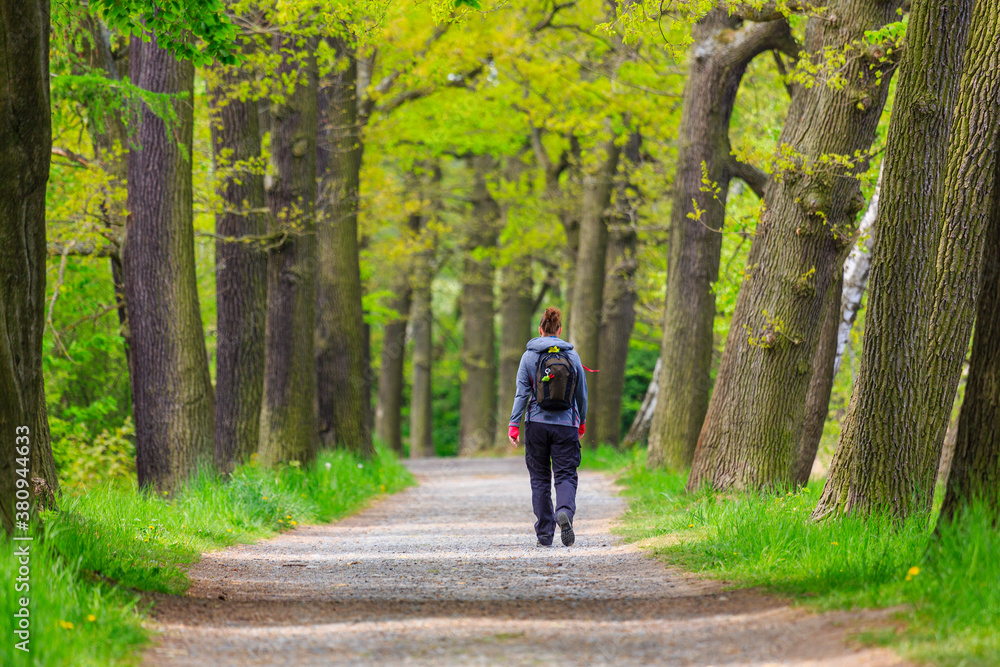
top-left (540, 306), bottom-right (562, 335)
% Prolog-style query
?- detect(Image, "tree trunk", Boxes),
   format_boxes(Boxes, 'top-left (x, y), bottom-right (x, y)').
top-left (570, 137), bottom-right (620, 446)
top-left (375, 267), bottom-right (412, 454)
top-left (258, 40), bottom-right (320, 467)
top-left (0, 0), bottom-right (59, 532)
top-left (689, 0), bottom-right (902, 493)
top-left (938, 209), bottom-right (1000, 521)
top-left (793, 276), bottom-right (841, 485)
top-left (648, 13), bottom-right (794, 470)
top-left (813, 0), bottom-right (976, 519)
top-left (594, 132), bottom-right (642, 447)
top-left (622, 357), bottom-right (659, 448)
top-left (316, 39), bottom-right (371, 457)
top-left (495, 262), bottom-right (534, 448)
top-left (917, 0), bottom-right (1000, 513)
top-left (459, 156), bottom-right (500, 455)
top-left (209, 45), bottom-right (269, 475)
top-left (409, 246), bottom-right (434, 458)
top-left (125, 32), bottom-right (215, 493)
top-left (833, 168), bottom-right (881, 376)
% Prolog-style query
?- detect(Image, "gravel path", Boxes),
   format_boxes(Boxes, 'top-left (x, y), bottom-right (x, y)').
top-left (144, 458), bottom-right (909, 666)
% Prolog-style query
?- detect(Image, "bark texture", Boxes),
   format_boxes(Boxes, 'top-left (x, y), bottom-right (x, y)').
top-left (938, 207), bottom-right (1000, 521)
top-left (210, 43), bottom-right (268, 474)
top-left (459, 157), bottom-right (500, 455)
top-left (814, 0), bottom-right (977, 519)
top-left (316, 40), bottom-right (372, 457)
top-left (570, 137), bottom-right (620, 446)
top-left (495, 262), bottom-right (534, 448)
top-left (258, 42), bottom-right (320, 467)
top-left (0, 0), bottom-right (59, 532)
top-left (648, 13), bottom-right (794, 470)
top-left (409, 168), bottom-right (440, 459)
top-left (594, 133), bottom-right (641, 447)
top-left (917, 0), bottom-right (1000, 512)
top-left (689, 0), bottom-right (901, 492)
top-left (793, 276), bottom-right (841, 485)
top-left (126, 32), bottom-right (215, 493)
top-left (375, 258), bottom-right (412, 454)
top-left (833, 169), bottom-right (882, 375)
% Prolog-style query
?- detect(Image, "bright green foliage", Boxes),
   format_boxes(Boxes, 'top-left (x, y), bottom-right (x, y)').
top-left (91, 0), bottom-right (239, 65)
top-left (0, 447), bottom-right (412, 666)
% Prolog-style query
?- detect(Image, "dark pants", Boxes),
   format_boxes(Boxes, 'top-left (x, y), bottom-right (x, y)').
top-left (524, 421), bottom-right (581, 545)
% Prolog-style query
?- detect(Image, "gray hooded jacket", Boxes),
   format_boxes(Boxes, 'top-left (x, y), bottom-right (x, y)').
top-left (508, 336), bottom-right (588, 429)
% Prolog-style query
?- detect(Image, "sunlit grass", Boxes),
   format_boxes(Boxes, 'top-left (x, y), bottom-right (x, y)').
top-left (1, 445), bottom-right (413, 666)
top-left (584, 445), bottom-right (1000, 666)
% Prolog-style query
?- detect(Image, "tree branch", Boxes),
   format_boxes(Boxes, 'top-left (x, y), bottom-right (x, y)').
top-left (360, 24), bottom-right (451, 119)
top-left (375, 62), bottom-right (485, 116)
top-left (727, 156), bottom-right (768, 199)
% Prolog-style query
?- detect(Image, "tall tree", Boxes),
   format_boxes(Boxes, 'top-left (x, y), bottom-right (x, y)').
top-left (316, 37), bottom-right (371, 457)
top-left (938, 194), bottom-right (1000, 522)
top-left (408, 164), bottom-right (440, 458)
top-left (794, 173), bottom-right (882, 485)
top-left (647, 10), bottom-right (795, 470)
top-left (570, 136), bottom-right (620, 446)
top-left (210, 24), bottom-right (269, 474)
top-left (593, 132), bottom-right (642, 447)
top-left (813, 0), bottom-right (975, 519)
top-left (459, 156), bottom-right (501, 455)
top-left (0, 0), bottom-right (60, 532)
top-left (688, 0), bottom-right (902, 492)
top-left (258, 38), bottom-right (321, 467)
top-left (125, 31), bottom-right (215, 492)
top-left (374, 207), bottom-right (418, 454)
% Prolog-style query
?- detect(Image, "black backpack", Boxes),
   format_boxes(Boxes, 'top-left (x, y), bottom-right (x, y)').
top-left (534, 347), bottom-right (577, 411)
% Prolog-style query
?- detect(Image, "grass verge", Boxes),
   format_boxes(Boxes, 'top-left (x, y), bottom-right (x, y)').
top-left (582, 445), bottom-right (999, 666)
top-left (2, 445), bottom-right (413, 666)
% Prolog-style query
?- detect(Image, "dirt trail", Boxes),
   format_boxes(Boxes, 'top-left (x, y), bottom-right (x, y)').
top-left (144, 458), bottom-right (908, 666)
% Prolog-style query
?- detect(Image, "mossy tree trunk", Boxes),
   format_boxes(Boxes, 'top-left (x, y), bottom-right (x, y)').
top-left (813, 0), bottom-right (976, 519)
top-left (316, 39), bottom-right (372, 458)
top-left (459, 156), bottom-right (501, 455)
top-left (570, 137), bottom-right (620, 446)
top-left (647, 12), bottom-right (794, 471)
top-left (593, 132), bottom-right (642, 448)
top-left (209, 30), bottom-right (268, 474)
top-left (0, 0), bottom-right (59, 532)
top-left (689, 0), bottom-right (902, 492)
top-left (258, 41), bottom-right (320, 467)
top-left (374, 211), bottom-right (417, 454)
top-left (126, 32), bottom-right (215, 493)
top-left (938, 199), bottom-right (1000, 522)
top-left (409, 166), bottom-right (440, 459)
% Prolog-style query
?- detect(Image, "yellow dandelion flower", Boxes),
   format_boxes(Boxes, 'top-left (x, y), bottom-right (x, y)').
top-left (688, 524), bottom-right (695, 528)
top-left (58, 620), bottom-right (74, 630)
top-left (278, 519), bottom-right (284, 523)
top-left (263, 496), bottom-right (268, 500)
top-left (286, 515), bottom-right (291, 519)
top-left (831, 541), bottom-right (838, 546)
top-left (87, 614), bottom-right (96, 622)
top-left (227, 528), bottom-right (233, 532)
top-left (290, 520), bottom-right (297, 526)
top-left (908, 566), bottom-right (920, 577)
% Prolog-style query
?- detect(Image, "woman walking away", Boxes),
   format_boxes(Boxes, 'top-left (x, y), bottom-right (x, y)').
top-left (507, 307), bottom-right (588, 547)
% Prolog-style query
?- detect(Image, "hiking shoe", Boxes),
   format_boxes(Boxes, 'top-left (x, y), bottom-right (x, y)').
top-left (557, 511), bottom-right (575, 546)
top-left (536, 540), bottom-right (553, 548)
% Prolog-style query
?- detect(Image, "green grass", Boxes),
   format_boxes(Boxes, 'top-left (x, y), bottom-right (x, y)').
top-left (582, 445), bottom-right (1000, 666)
top-left (1, 445), bottom-right (413, 667)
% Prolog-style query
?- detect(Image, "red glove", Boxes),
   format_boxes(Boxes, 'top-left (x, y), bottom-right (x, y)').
top-left (508, 425), bottom-right (519, 442)
top-left (578, 422), bottom-right (586, 436)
